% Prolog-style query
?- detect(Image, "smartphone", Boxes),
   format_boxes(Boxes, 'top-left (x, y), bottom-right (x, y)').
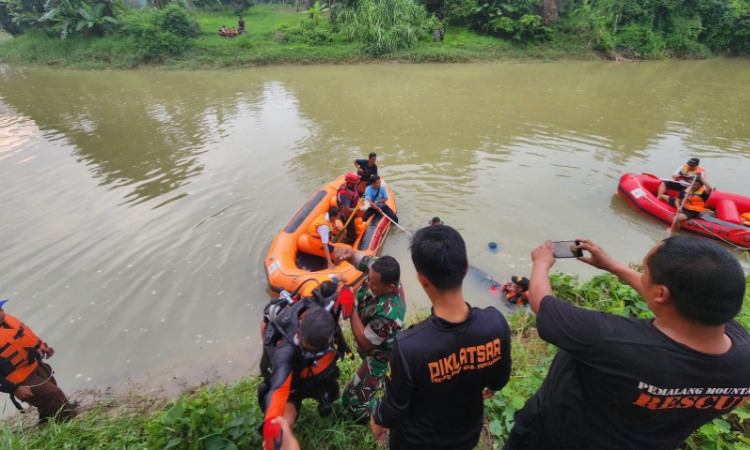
top-left (552, 241), bottom-right (583, 259)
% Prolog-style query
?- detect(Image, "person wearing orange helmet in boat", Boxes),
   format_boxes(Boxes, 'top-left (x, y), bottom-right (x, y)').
top-left (661, 176), bottom-right (713, 230)
top-left (308, 206), bottom-right (343, 270)
top-left (657, 157), bottom-right (706, 201)
top-left (338, 172), bottom-right (362, 246)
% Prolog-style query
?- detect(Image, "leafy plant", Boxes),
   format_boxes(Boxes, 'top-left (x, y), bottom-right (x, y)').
top-left (38, 0), bottom-right (123, 39)
top-left (340, 0), bottom-right (437, 55)
top-left (305, 0), bottom-right (327, 26)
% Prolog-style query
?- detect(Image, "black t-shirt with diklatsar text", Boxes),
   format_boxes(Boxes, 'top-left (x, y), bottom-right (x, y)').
top-left (510, 295), bottom-right (750, 450)
top-left (374, 305), bottom-right (512, 450)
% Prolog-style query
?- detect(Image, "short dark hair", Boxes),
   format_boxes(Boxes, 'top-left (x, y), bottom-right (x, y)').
top-left (368, 152), bottom-right (377, 159)
top-left (647, 236), bottom-right (745, 326)
top-left (329, 206), bottom-right (340, 217)
top-left (299, 307), bottom-right (335, 351)
top-left (319, 281), bottom-right (337, 298)
top-left (410, 226), bottom-right (467, 292)
top-left (371, 175), bottom-right (381, 183)
top-left (371, 256), bottom-right (400, 286)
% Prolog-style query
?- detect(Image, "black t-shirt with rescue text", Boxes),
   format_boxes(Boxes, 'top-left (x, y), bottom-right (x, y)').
top-left (373, 305), bottom-right (512, 450)
top-left (509, 295), bottom-right (750, 450)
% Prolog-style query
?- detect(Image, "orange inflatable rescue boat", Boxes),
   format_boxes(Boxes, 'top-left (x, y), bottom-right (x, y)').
top-left (265, 175), bottom-right (397, 297)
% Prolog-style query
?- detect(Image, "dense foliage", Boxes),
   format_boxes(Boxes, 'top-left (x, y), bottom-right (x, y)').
top-left (121, 4), bottom-right (199, 58)
top-left (434, 0), bottom-right (750, 56)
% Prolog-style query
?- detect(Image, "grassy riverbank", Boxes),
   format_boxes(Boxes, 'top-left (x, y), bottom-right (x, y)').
top-left (3, 272), bottom-right (750, 449)
top-left (0, 5), bottom-right (596, 70)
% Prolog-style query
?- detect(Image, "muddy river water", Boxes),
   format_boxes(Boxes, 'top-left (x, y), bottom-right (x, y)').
top-left (1, 60), bottom-right (749, 399)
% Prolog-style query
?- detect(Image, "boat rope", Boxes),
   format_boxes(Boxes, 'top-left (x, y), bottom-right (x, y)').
top-left (689, 221), bottom-right (750, 252)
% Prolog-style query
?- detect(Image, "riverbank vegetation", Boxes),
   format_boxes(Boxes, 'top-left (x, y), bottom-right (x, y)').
top-left (1, 0), bottom-right (749, 68)
top-left (3, 272), bottom-right (750, 449)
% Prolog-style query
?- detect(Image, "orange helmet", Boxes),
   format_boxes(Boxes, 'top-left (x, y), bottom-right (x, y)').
top-left (345, 172), bottom-right (359, 184)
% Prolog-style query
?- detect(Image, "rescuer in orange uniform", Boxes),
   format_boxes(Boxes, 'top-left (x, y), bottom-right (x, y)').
top-left (0, 300), bottom-right (77, 422)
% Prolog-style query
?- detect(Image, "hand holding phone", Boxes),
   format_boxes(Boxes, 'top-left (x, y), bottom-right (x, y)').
top-left (551, 241), bottom-right (583, 259)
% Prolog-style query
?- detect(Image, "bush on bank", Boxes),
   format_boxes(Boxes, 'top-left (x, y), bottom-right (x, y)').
top-left (2, 272), bottom-right (749, 449)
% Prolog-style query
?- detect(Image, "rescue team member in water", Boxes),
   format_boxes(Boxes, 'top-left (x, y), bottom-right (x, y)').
top-left (429, 217), bottom-right (443, 226)
top-left (659, 176), bottom-right (713, 231)
top-left (308, 206), bottom-right (343, 270)
top-left (362, 176), bottom-right (399, 225)
top-left (258, 283), bottom-right (353, 450)
top-left (656, 157), bottom-right (706, 201)
top-left (501, 276), bottom-right (529, 307)
top-left (0, 300), bottom-right (77, 423)
top-left (333, 249), bottom-right (405, 421)
top-left (337, 172), bottom-right (362, 246)
top-left (505, 236), bottom-right (750, 450)
top-left (371, 226), bottom-right (512, 450)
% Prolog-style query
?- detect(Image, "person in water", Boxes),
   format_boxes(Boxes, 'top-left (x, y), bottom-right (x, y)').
top-left (258, 283), bottom-right (348, 450)
top-left (335, 249), bottom-right (406, 422)
top-left (308, 206), bottom-right (342, 270)
top-left (659, 176), bottom-right (712, 230)
top-left (371, 226), bottom-right (512, 450)
top-left (505, 236), bottom-right (750, 450)
top-left (657, 157), bottom-right (706, 201)
top-left (501, 276), bottom-right (529, 306)
top-left (429, 217), bottom-right (443, 226)
top-left (363, 176), bottom-right (398, 224)
top-left (0, 300), bottom-right (77, 423)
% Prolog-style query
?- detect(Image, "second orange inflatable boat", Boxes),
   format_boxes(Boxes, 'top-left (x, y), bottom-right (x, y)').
top-left (265, 175), bottom-right (397, 297)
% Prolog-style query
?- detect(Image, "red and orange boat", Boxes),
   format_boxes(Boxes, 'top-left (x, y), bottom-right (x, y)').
top-left (265, 175), bottom-right (397, 297)
top-left (618, 173), bottom-right (750, 249)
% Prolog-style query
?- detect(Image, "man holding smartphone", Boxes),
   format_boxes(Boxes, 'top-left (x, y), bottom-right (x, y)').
top-left (505, 236), bottom-right (750, 449)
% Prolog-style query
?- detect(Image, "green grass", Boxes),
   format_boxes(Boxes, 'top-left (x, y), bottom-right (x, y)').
top-left (0, 5), bottom-right (597, 69)
top-left (3, 273), bottom-right (750, 449)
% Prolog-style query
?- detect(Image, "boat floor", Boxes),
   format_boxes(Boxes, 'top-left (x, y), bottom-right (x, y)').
top-left (295, 252), bottom-right (329, 273)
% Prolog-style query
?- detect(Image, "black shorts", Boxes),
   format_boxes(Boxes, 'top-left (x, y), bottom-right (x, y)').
top-left (287, 378), bottom-right (339, 415)
top-left (683, 209), bottom-right (702, 220)
top-left (663, 180), bottom-right (687, 192)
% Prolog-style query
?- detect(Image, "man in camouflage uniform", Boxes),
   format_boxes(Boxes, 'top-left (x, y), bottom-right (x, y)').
top-left (335, 248), bottom-right (406, 421)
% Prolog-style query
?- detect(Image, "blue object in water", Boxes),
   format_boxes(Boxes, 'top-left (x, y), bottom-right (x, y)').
top-left (488, 242), bottom-right (497, 250)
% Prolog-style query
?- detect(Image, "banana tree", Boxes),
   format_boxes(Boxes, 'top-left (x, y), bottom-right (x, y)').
top-left (38, 0), bottom-right (122, 38)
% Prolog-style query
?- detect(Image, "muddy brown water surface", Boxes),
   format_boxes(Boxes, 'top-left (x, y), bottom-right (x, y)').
top-left (1, 61), bottom-right (749, 405)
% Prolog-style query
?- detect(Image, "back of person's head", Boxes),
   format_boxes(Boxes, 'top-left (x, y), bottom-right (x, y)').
top-left (647, 236), bottom-right (745, 326)
top-left (319, 281), bottom-right (337, 298)
top-left (371, 256), bottom-right (400, 286)
top-left (299, 307), bottom-right (335, 351)
top-left (329, 206), bottom-right (340, 217)
top-left (411, 225), bottom-right (467, 292)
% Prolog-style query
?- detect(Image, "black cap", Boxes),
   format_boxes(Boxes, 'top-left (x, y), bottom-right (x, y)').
top-left (687, 158), bottom-right (700, 166)
top-left (511, 276), bottom-right (529, 292)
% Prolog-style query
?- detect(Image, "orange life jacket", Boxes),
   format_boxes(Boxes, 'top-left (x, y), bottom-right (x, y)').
top-left (675, 165), bottom-right (705, 184)
top-left (741, 212), bottom-right (750, 227)
top-left (0, 315), bottom-right (46, 385)
top-left (308, 213), bottom-right (338, 240)
top-left (683, 187), bottom-right (708, 213)
top-left (337, 186), bottom-right (359, 212)
top-left (506, 290), bottom-right (529, 306)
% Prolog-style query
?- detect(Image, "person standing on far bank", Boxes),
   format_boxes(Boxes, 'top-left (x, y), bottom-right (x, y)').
top-left (0, 300), bottom-right (77, 423)
top-left (505, 236), bottom-right (750, 450)
top-left (371, 226), bottom-right (512, 450)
